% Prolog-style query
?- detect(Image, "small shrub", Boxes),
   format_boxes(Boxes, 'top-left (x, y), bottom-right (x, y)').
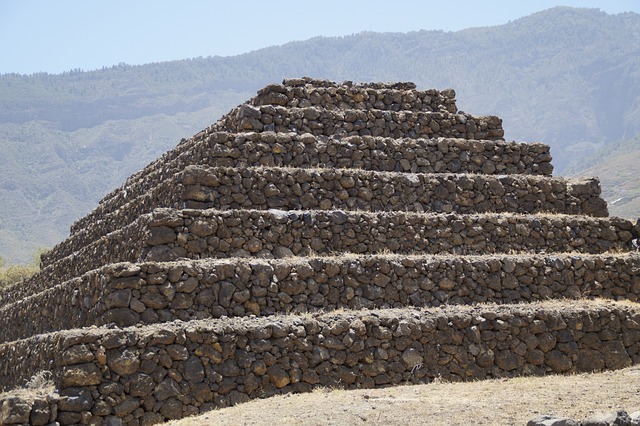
top-left (0, 264), bottom-right (37, 290)
top-left (0, 248), bottom-right (48, 290)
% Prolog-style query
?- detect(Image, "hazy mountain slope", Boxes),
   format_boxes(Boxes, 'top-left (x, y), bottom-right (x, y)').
top-left (1, 6), bottom-right (639, 263)
top-left (567, 136), bottom-right (640, 220)
top-left (0, 100), bottom-right (250, 263)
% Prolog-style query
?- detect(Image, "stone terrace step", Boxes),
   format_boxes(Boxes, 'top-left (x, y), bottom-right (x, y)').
top-left (281, 78), bottom-right (421, 91)
top-left (66, 132), bottom-right (553, 242)
top-left (3, 253), bottom-right (639, 344)
top-left (180, 167), bottom-right (602, 217)
top-left (251, 79), bottom-right (458, 113)
top-left (32, 209), bottom-right (638, 294)
top-left (2, 300), bottom-right (640, 423)
top-left (90, 92), bottom-right (502, 230)
top-left (141, 209), bottom-right (636, 261)
top-left (44, 165), bottom-right (606, 267)
top-left (213, 105), bottom-right (505, 141)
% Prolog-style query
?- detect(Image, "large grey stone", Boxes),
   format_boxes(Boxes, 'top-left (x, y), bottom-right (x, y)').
top-left (603, 341), bottom-right (632, 370)
top-left (113, 398), bottom-right (140, 417)
top-left (107, 348), bottom-right (140, 376)
top-left (583, 410), bottom-right (640, 426)
top-left (1, 397), bottom-right (31, 424)
top-left (61, 363), bottom-right (102, 386)
top-left (29, 399), bottom-right (52, 426)
top-left (128, 372), bottom-right (155, 397)
top-left (545, 350), bottom-right (572, 373)
top-left (58, 387), bottom-right (93, 411)
top-left (183, 356), bottom-right (205, 383)
top-left (218, 281), bottom-right (236, 307)
top-left (104, 289), bottom-right (132, 309)
top-left (267, 365), bottom-right (291, 388)
top-left (102, 307), bottom-right (139, 326)
top-left (159, 397), bottom-right (184, 420)
top-left (60, 344), bottom-right (94, 366)
top-left (154, 377), bottom-right (181, 401)
top-left (401, 348), bottom-right (423, 368)
top-left (527, 415), bottom-right (580, 426)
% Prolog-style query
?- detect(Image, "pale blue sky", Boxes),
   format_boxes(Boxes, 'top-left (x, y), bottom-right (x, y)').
top-left (1, 0), bottom-right (639, 75)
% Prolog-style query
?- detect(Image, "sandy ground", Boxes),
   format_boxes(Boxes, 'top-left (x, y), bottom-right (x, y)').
top-left (166, 366), bottom-right (640, 426)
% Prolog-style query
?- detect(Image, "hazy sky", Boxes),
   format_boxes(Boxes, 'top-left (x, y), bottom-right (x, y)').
top-left (1, 0), bottom-right (639, 75)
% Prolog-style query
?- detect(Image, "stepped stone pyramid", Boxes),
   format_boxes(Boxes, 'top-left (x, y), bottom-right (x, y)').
top-left (2, 77), bottom-right (640, 425)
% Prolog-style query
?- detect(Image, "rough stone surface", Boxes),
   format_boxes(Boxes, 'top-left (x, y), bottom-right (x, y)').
top-left (2, 253), bottom-right (640, 344)
top-left (527, 415), bottom-right (581, 426)
top-left (41, 166), bottom-right (607, 266)
top-left (529, 410), bottom-right (640, 426)
top-left (29, 399), bottom-right (52, 426)
top-left (1, 302), bottom-right (640, 424)
top-left (0, 78), bottom-right (636, 425)
top-left (14, 207), bottom-right (635, 300)
top-left (0, 397), bottom-right (31, 424)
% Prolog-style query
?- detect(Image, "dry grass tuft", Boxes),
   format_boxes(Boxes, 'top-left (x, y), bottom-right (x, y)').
top-left (24, 370), bottom-right (54, 392)
top-left (0, 370), bottom-right (56, 399)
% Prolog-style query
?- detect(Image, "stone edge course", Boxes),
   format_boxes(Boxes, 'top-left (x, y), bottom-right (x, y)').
top-left (44, 166), bottom-right (606, 267)
top-left (65, 133), bottom-right (554, 242)
top-left (252, 80), bottom-right (457, 113)
top-left (13, 209), bottom-right (637, 308)
top-left (213, 105), bottom-right (504, 141)
top-left (1, 254), bottom-right (640, 345)
top-left (1, 301), bottom-right (639, 424)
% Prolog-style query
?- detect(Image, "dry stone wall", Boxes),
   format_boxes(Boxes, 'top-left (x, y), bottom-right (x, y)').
top-left (43, 166), bottom-right (606, 267)
top-left (65, 132), bottom-right (554, 241)
top-left (180, 167), bottom-right (603, 216)
top-left (1, 302), bottom-right (640, 424)
top-left (253, 78), bottom-right (458, 112)
top-left (2, 254), bottom-right (640, 345)
top-left (82, 82), bottom-right (504, 240)
top-left (44, 133), bottom-right (553, 272)
top-left (0, 394), bottom-right (58, 426)
top-left (215, 79), bottom-right (503, 138)
top-left (142, 209), bottom-right (636, 261)
top-left (214, 104), bottom-right (505, 140)
top-left (79, 76), bottom-right (502, 238)
top-left (28, 208), bottom-right (639, 302)
top-left (2, 78), bottom-right (637, 425)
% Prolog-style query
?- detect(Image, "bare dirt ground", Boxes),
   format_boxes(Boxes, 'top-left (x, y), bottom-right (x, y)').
top-left (166, 366), bottom-right (640, 426)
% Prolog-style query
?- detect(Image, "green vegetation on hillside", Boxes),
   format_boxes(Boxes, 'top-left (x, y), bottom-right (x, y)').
top-left (0, 248), bottom-right (46, 290)
top-left (567, 135), bottom-right (640, 220)
top-left (1, 6), bottom-right (639, 262)
top-left (0, 99), bottom-right (249, 264)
